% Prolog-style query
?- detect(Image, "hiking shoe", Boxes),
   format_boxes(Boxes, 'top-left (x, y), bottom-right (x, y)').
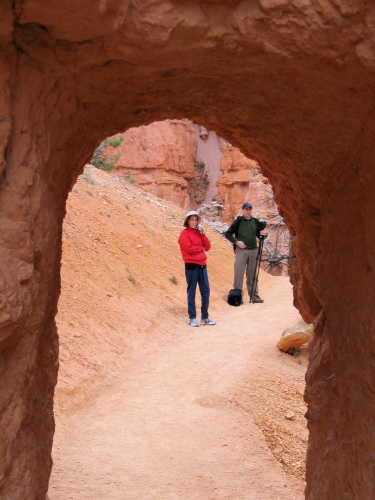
top-left (188, 318), bottom-right (199, 327)
top-left (250, 296), bottom-right (264, 303)
top-left (200, 318), bottom-right (216, 325)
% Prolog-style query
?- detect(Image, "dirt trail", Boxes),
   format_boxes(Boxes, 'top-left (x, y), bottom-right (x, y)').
top-left (49, 279), bottom-right (305, 499)
top-left (48, 166), bottom-right (307, 499)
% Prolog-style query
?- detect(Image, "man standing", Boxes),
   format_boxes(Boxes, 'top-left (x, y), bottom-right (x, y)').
top-left (225, 202), bottom-right (268, 303)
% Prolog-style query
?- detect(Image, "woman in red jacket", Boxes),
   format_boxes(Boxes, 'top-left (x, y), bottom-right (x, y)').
top-left (178, 211), bottom-right (216, 327)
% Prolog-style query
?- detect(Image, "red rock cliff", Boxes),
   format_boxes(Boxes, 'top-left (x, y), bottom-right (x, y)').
top-left (217, 144), bottom-right (275, 224)
top-left (108, 119), bottom-right (196, 209)
top-left (2, 1), bottom-right (375, 499)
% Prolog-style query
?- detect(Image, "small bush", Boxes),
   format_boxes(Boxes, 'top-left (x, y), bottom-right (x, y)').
top-left (104, 136), bottom-right (124, 148)
top-left (90, 135), bottom-right (124, 172)
top-left (122, 170), bottom-right (136, 184)
top-left (169, 276), bottom-right (178, 285)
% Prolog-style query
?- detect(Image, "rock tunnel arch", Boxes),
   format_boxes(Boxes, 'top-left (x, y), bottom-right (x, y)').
top-left (2, 2), bottom-right (375, 498)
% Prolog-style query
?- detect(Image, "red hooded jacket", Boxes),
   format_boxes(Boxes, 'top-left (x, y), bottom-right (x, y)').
top-left (178, 227), bottom-right (211, 265)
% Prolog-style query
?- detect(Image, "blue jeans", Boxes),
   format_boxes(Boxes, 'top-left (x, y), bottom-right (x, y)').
top-left (185, 265), bottom-right (210, 320)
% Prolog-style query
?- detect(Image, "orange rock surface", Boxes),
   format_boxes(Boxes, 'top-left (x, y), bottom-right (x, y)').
top-left (1, 2), bottom-right (375, 498)
top-left (217, 144), bottom-right (276, 224)
top-left (108, 119), bottom-right (196, 209)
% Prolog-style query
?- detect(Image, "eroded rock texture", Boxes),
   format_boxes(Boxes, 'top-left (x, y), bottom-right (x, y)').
top-left (217, 144), bottom-right (274, 224)
top-left (1, 0), bottom-right (375, 498)
top-left (278, 319), bottom-right (314, 353)
top-left (108, 119), bottom-right (226, 209)
top-left (109, 119), bottom-right (196, 209)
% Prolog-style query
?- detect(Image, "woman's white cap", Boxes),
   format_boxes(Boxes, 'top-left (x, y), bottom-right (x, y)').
top-left (183, 210), bottom-right (200, 227)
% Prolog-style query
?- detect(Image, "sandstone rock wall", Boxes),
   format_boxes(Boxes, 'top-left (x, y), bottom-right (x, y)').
top-left (109, 119), bottom-right (196, 210)
top-left (190, 124), bottom-right (225, 208)
top-left (106, 120), bottom-right (282, 238)
top-left (217, 144), bottom-right (290, 275)
top-left (2, 1), bottom-right (375, 498)
top-left (106, 120), bottom-right (225, 211)
top-left (217, 144), bottom-right (275, 224)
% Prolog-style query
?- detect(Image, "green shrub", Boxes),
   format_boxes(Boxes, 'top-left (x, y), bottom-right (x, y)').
top-left (104, 136), bottom-right (124, 148)
top-left (90, 135), bottom-right (124, 172)
top-left (122, 170), bottom-right (136, 184)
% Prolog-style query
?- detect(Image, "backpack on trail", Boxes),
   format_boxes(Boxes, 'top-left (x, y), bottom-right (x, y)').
top-left (227, 288), bottom-right (243, 307)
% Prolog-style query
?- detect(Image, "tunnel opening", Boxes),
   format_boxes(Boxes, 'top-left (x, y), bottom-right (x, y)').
top-left (3, 4), bottom-right (375, 497)
top-left (48, 120), bottom-right (307, 498)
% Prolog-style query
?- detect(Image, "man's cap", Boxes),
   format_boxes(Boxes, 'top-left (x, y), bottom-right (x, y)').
top-left (183, 210), bottom-right (201, 227)
top-left (242, 202), bottom-right (253, 209)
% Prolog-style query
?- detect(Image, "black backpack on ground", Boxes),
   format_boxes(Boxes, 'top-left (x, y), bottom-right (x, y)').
top-left (227, 288), bottom-right (243, 307)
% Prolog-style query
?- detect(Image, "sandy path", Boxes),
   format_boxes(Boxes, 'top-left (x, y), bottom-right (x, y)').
top-left (48, 278), bottom-right (305, 499)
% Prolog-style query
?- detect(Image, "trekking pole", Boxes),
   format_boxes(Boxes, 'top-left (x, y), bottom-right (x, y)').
top-left (250, 235), bottom-right (265, 304)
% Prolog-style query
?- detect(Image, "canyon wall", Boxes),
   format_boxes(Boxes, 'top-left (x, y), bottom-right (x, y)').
top-left (217, 145), bottom-right (274, 224)
top-left (109, 120), bottom-right (280, 226)
top-left (108, 119), bottom-right (196, 209)
top-left (108, 119), bottom-right (225, 210)
top-left (217, 145), bottom-right (290, 275)
top-left (191, 124), bottom-right (226, 208)
top-left (1, 1), bottom-right (375, 498)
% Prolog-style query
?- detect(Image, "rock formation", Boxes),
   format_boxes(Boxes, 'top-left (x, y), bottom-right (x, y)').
top-left (106, 119), bottom-right (226, 210)
top-left (1, 1), bottom-right (375, 498)
top-left (217, 144), bottom-right (273, 224)
top-left (278, 319), bottom-right (314, 352)
top-left (108, 119), bottom-right (196, 209)
top-left (217, 144), bottom-right (291, 275)
top-left (191, 123), bottom-right (226, 207)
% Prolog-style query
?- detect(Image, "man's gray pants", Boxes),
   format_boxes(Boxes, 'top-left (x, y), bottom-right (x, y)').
top-left (233, 247), bottom-right (259, 298)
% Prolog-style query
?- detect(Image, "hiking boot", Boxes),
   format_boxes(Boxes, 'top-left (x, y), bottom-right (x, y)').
top-left (200, 318), bottom-right (216, 325)
top-left (250, 296), bottom-right (264, 303)
top-left (188, 318), bottom-right (199, 327)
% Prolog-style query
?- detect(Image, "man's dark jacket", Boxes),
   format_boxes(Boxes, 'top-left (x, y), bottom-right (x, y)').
top-left (224, 215), bottom-right (262, 251)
